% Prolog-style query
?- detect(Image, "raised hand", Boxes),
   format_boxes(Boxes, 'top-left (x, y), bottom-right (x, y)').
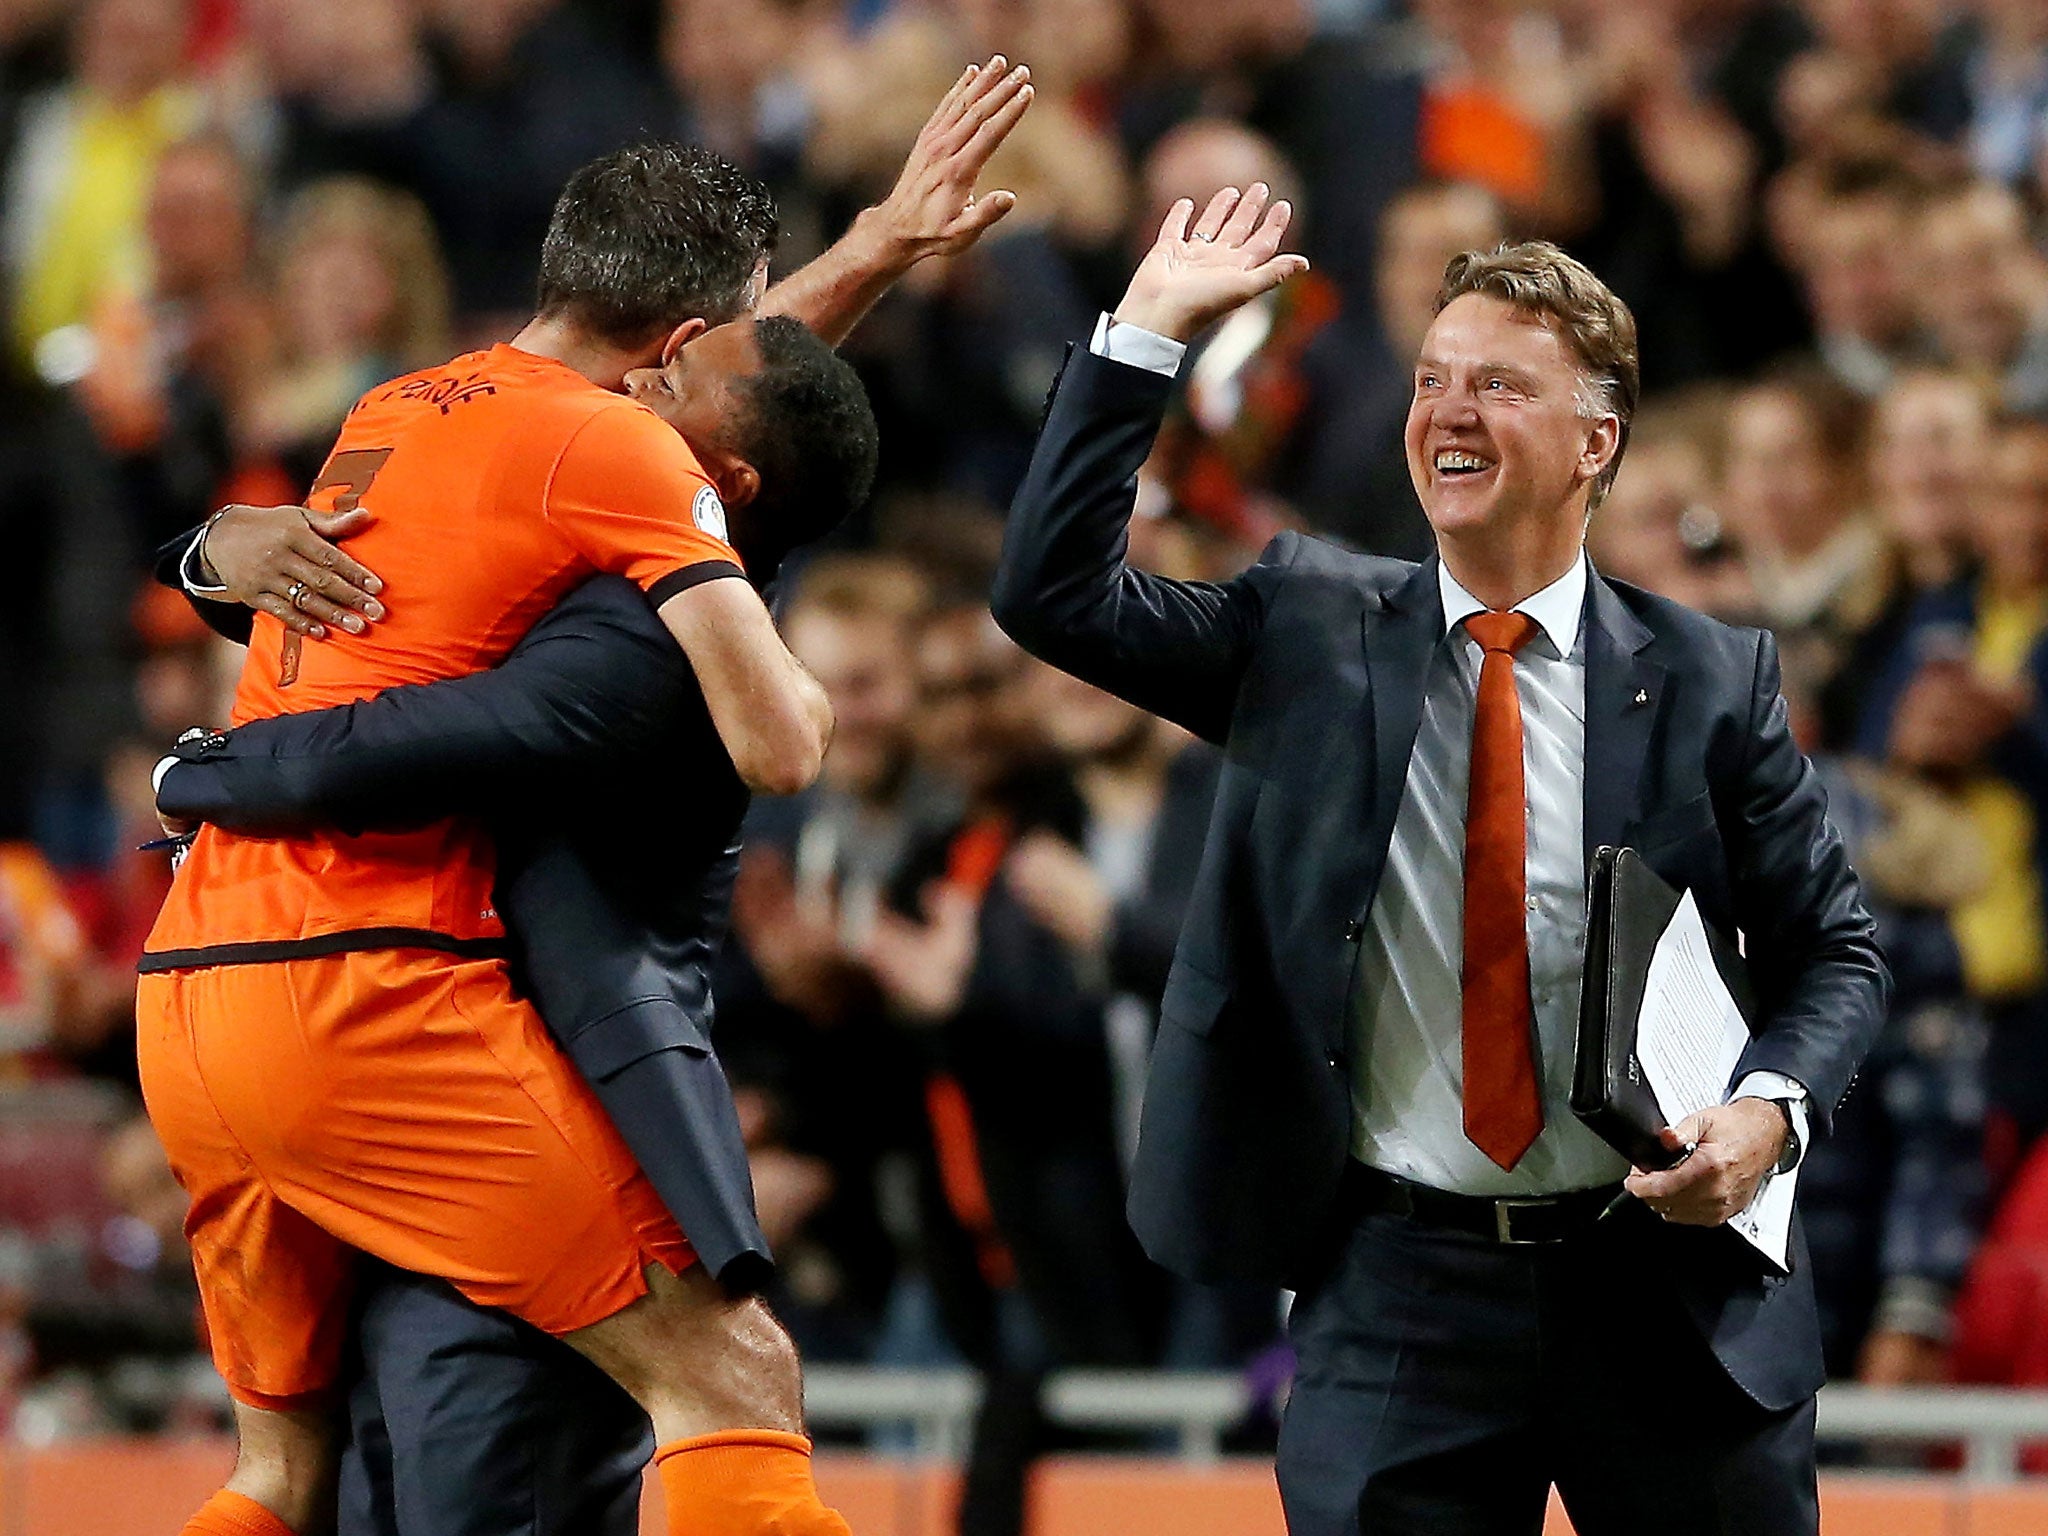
top-left (1112, 183), bottom-right (1310, 343)
top-left (872, 56), bottom-right (1034, 261)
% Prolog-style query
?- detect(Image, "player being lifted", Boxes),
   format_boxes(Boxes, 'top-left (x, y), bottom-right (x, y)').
top-left (140, 62), bottom-right (1033, 1536)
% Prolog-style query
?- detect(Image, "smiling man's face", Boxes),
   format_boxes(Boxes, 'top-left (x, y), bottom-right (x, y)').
top-left (1404, 292), bottom-right (1613, 548)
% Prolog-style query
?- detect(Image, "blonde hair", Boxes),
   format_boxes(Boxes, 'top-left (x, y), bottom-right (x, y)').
top-left (276, 176), bottom-right (451, 369)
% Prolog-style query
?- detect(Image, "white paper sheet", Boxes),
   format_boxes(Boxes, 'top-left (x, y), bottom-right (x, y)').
top-left (1636, 889), bottom-right (1795, 1270)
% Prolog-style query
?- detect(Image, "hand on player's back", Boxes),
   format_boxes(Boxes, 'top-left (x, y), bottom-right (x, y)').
top-left (201, 503), bottom-right (387, 638)
top-left (1111, 182), bottom-right (1310, 344)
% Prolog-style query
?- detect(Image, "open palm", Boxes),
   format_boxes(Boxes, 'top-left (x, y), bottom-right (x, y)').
top-left (1113, 184), bottom-right (1310, 342)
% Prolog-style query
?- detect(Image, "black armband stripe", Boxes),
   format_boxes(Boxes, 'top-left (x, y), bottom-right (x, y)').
top-left (647, 560), bottom-right (746, 608)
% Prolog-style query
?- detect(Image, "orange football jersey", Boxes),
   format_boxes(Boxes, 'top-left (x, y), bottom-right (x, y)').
top-left (144, 344), bottom-right (742, 967)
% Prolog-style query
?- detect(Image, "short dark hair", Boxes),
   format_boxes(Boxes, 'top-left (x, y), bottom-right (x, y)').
top-left (729, 316), bottom-right (879, 551)
top-left (537, 142), bottom-right (778, 347)
top-left (1437, 241), bottom-right (1641, 506)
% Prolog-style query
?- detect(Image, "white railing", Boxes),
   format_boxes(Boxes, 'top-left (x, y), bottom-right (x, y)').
top-left (803, 1370), bottom-right (2048, 1477)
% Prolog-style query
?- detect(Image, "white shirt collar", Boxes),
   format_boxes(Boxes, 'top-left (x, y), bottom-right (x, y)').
top-left (1437, 553), bottom-right (1589, 661)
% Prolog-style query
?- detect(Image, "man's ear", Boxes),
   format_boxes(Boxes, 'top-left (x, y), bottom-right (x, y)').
top-left (660, 318), bottom-right (709, 364)
top-left (1580, 414), bottom-right (1622, 486)
top-left (712, 458), bottom-right (762, 510)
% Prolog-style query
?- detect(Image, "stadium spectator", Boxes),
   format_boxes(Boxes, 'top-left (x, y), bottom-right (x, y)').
top-left (1720, 368), bottom-right (1888, 745)
top-left (1961, 0), bottom-right (2048, 188)
top-left (1316, 177), bottom-right (1502, 557)
top-left (3, 0), bottom-right (200, 368)
top-left (1797, 166), bottom-right (1924, 397)
top-left (1911, 179), bottom-right (2048, 415)
top-left (239, 176), bottom-right (450, 491)
top-left (1586, 398), bottom-right (1754, 621)
top-left (5, 0), bottom-right (2048, 1480)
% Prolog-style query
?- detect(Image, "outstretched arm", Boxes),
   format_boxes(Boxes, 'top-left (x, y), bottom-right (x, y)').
top-left (990, 185), bottom-right (1310, 742)
top-left (157, 578), bottom-right (691, 835)
top-left (760, 56), bottom-right (1033, 345)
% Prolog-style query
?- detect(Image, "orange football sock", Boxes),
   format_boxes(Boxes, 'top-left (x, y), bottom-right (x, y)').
top-left (655, 1429), bottom-right (854, 1536)
top-left (181, 1490), bottom-right (296, 1536)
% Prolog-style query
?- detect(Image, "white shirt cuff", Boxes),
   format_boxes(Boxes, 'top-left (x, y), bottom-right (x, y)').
top-left (1733, 1070), bottom-right (1810, 1172)
top-left (1089, 312), bottom-right (1185, 378)
top-left (151, 755), bottom-right (180, 797)
top-left (180, 525), bottom-right (231, 598)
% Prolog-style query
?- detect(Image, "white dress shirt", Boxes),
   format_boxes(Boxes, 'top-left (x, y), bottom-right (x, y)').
top-left (1086, 314), bottom-right (1807, 1193)
top-left (1349, 560), bottom-right (1626, 1194)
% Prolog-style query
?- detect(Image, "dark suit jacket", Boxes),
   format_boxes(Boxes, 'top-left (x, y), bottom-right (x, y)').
top-left (991, 348), bottom-right (1890, 1408)
top-left (153, 569), bottom-right (771, 1285)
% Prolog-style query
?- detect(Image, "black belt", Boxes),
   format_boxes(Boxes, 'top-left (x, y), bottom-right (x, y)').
top-left (1353, 1164), bottom-right (1623, 1245)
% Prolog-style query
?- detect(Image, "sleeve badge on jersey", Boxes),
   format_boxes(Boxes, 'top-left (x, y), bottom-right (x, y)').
top-left (693, 483), bottom-right (728, 543)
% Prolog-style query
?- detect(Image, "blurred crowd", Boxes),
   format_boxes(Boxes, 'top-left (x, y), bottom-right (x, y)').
top-left (0, 0), bottom-right (2044, 1483)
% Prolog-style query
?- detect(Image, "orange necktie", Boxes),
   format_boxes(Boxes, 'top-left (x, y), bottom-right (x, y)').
top-left (1461, 610), bottom-right (1543, 1170)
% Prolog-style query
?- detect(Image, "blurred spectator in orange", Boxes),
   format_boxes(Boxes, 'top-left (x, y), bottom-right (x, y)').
top-left (239, 176), bottom-right (450, 491)
top-left (1411, 0), bottom-right (1590, 231)
top-left (0, 838), bottom-right (88, 1072)
top-left (3, 0), bottom-right (201, 367)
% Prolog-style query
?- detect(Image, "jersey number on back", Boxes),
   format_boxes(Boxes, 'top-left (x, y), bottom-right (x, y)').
top-left (281, 448), bottom-right (394, 687)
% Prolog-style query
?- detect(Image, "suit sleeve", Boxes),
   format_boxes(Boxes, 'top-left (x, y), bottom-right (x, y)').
top-left (157, 580), bottom-right (692, 834)
top-left (990, 347), bottom-right (1276, 745)
top-left (1727, 629), bottom-right (1892, 1133)
top-left (152, 525), bottom-right (255, 645)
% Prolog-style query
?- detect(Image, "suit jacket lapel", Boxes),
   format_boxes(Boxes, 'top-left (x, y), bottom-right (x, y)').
top-left (1582, 573), bottom-right (1664, 864)
top-left (1362, 557), bottom-right (1443, 885)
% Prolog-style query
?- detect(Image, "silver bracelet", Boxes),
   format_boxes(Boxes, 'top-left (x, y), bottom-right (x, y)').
top-left (184, 512), bottom-right (232, 597)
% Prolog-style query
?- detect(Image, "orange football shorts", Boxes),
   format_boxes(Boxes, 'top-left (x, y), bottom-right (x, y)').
top-left (136, 949), bottom-right (696, 1411)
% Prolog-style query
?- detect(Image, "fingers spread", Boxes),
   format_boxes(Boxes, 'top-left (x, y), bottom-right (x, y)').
top-left (1221, 181), bottom-right (1270, 245)
top-left (1247, 200), bottom-right (1295, 260)
top-left (1249, 253), bottom-right (1311, 294)
top-left (1158, 197), bottom-right (1195, 246)
top-left (1192, 186), bottom-right (1241, 242)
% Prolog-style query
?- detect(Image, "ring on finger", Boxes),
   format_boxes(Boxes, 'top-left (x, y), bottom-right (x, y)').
top-left (286, 579), bottom-right (311, 611)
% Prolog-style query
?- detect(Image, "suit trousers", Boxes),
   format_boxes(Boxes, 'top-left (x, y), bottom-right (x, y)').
top-left (337, 1261), bottom-right (648, 1536)
top-left (1275, 1192), bottom-right (1819, 1536)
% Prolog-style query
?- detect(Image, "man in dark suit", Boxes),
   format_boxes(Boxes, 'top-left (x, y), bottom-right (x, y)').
top-left (990, 184), bottom-right (1888, 1536)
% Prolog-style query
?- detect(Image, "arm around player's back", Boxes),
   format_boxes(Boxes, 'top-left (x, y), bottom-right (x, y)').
top-left (543, 402), bottom-right (831, 796)
top-left (657, 575), bottom-right (831, 796)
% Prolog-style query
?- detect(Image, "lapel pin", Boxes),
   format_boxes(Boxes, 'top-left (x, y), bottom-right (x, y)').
top-left (1633, 689), bottom-right (1649, 706)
